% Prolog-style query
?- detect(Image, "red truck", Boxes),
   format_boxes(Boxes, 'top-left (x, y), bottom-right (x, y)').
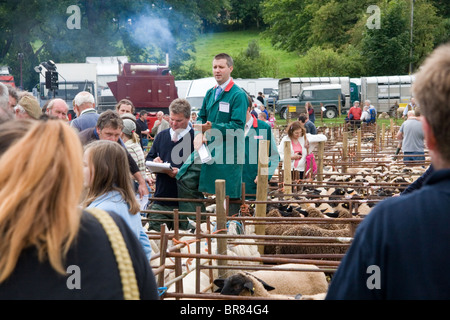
top-left (107, 56), bottom-right (178, 116)
top-left (0, 66), bottom-right (15, 87)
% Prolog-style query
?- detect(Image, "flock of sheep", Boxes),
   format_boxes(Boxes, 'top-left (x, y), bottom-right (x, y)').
top-left (144, 121), bottom-right (428, 300)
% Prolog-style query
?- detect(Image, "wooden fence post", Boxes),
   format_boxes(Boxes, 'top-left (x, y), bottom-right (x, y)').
top-left (214, 180), bottom-right (227, 279)
top-left (317, 141), bottom-right (324, 182)
top-left (255, 140), bottom-right (269, 255)
top-left (357, 128), bottom-right (362, 161)
top-left (342, 131), bottom-right (348, 173)
top-left (283, 140), bottom-right (292, 199)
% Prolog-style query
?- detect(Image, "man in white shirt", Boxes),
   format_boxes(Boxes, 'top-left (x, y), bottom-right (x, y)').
top-left (146, 98), bottom-right (195, 231)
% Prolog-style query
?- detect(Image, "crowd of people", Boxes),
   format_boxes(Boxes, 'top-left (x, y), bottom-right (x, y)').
top-left (0, 42), bottom-right (448, 299)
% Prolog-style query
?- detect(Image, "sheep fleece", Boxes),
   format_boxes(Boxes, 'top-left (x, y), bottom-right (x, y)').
top-left (249, 264), bottom-right (328, 295)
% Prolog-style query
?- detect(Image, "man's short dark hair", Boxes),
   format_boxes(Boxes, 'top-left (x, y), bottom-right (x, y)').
top-left (139, 110), bottom-right (147, 117)
top-left (214, 53), bottom-right (233, 67)
top-left (96, 110), bottom-right (123, 130)
top-left (115, 98), bottom-right (135, 114)
top-left (298, 113), bottom-right (308, 123)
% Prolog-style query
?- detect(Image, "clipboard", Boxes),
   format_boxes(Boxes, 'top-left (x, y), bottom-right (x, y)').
top-left (145, 161), bottom-right (173, 173)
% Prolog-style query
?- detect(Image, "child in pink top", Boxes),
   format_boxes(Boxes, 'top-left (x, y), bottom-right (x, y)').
top-left (268, 112), bottom-right (276, 128)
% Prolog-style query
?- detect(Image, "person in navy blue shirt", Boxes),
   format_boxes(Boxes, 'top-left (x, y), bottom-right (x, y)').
top-left (146, 98), bottom-right (194, 231)
top-left (326, 43), bottom-right (450, 300)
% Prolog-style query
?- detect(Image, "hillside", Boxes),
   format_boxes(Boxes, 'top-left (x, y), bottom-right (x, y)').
top-left (191, 30), bottom-right (300, 78)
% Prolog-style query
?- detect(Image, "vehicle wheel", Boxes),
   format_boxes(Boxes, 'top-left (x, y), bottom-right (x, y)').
top-left (325, 107), bottom-right (337, 119)
top-left (280, 107), bottom-right (287, 120)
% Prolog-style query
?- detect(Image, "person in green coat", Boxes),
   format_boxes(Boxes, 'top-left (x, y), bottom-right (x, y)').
top-left (176, 53), bottom-right (248, 215)
top-left (242, 98), bottom-right (280, 200)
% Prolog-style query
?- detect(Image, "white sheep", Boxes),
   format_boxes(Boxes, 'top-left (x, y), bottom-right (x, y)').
top-left (214, 263), bottom-right (328, 298)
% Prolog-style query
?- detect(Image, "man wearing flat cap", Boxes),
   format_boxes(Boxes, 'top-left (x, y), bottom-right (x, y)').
top-left (14, 95), bottom-right (42, 120)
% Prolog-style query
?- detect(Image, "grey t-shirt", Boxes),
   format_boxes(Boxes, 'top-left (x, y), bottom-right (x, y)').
top-left (399, 119), bottom-right (425, 152)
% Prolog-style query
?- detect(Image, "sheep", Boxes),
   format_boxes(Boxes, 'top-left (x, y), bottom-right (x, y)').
top-left (356, 202), bottom-right (372, 216)
top-left (266, 205), bottom-right (356, 255)
top-left (316, 202), bottom-right (334, 214)
top-left (264, 204), bottom-right (358, 256)
top-left (166, 266), bottom-right (213, 295)
top-left (214, 272), bottom-right (297, 299)
top-left (264, 209), bottom-right (293, 255)
top-left (276, 224), bottom-right (352, 255)
top-left (298, 292), bottom-right (327, 300)
top-left (214, 263), bottom-right (328, 299)
top-left (266, 203), bottom-right (305, 217)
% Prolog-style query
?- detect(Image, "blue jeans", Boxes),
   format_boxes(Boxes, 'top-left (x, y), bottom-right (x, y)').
top-left (403, 152), bottom-right (425, 164)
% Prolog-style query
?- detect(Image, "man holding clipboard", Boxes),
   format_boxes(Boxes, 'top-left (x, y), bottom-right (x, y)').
top-left (146, 98), bottom-right (194, 231)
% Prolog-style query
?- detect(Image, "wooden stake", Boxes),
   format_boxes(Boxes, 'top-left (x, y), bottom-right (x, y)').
top-left (255, 140), bottom-right (269, 255)
top-left (215, 179), bottom-right (227, 279)
top-left (283, 140), bottom-right (292, 199)
top-left (342, 131), bottom-right (348, 173)
top-left (357, 128), bottom-right (362, 161)
top-left (317, 141), bottom-right (324, 182)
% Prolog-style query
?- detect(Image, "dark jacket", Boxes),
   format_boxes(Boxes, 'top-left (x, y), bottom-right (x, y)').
top-left (0, 210), bottom-right (158, 299)
top-left (146, 128), bottom-right (194, 206)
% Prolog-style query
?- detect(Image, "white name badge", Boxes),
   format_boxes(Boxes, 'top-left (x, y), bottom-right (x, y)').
top-left (219, 102), bottom-right (230, 113)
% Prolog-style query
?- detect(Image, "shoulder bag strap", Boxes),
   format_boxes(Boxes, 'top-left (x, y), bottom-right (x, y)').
top-left (87, 208), bottom-right (140, 300)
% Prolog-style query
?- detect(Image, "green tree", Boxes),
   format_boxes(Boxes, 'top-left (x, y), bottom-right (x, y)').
top-left (232, 40), bottom-right (278, 78)
top-left (227, 0), bottom-right (265, 30)
top-left (430, 0), bottom-right (450, 16)
top-left (261, 0), bottom-right (323, 53)
top-left (307, 0), bottom-right (373, 49)
top-left (361, 1), bottom-right (411, 75)
top-left (0, 0), bottom-right (227, 90)
top-left (295, 46), bottom-right (364, 77)
top-left (410, 0), bottom-right (445, 71)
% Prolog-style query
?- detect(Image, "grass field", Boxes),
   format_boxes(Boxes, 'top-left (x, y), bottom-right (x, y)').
top-left (275, 114), bottom-right (405, 129)
top-left (192, 30), bottom-right (300, 78)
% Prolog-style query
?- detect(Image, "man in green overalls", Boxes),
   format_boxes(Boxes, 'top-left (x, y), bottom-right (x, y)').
top-left (242, 97), bottom-right (280, 200)
top-left (176, 53), bottom-right (248, 215)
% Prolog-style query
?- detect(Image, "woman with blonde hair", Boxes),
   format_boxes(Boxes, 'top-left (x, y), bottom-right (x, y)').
top-left (82, 140), bottom-right (152, 261)
top-left (0, 119), bottom-right (157, 299)
top-left (278, 121), bottom-right (309, 179)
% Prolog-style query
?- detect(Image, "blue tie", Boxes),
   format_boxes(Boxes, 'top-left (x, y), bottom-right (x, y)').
top-left (215, 86), bottom-right (223, 100)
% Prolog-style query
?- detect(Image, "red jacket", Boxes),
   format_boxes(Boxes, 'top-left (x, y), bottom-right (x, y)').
top-left (348, 106), bottom-right (362, 120)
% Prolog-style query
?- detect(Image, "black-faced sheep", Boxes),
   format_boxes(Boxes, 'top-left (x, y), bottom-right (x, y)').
top-left (264, 205), bottom-right (358, 256)
top-left (264, 205), bottom-right (358, 255)
top-left (266, 203), bottom-right (305, 217)
top-left (214, 264), bottom-right (328, 299)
